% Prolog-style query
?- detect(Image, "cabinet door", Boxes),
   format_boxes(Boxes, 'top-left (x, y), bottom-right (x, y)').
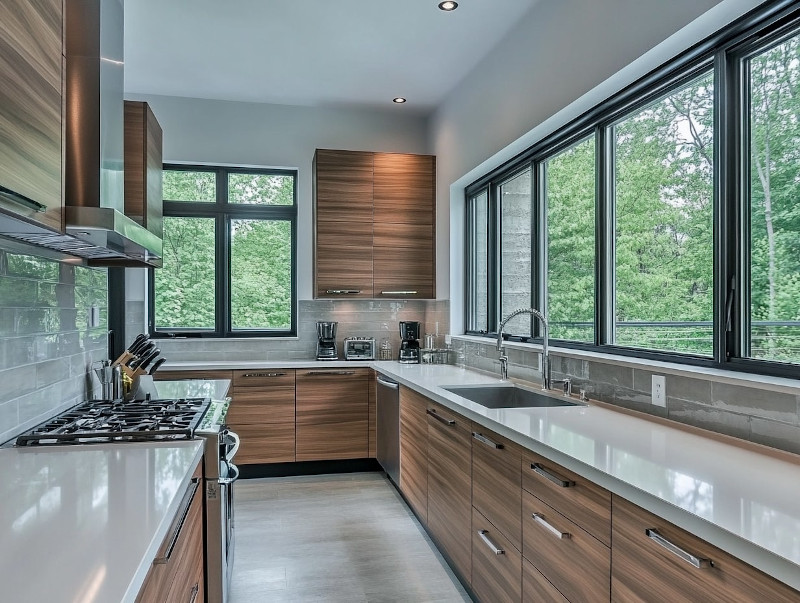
top-left (472, 507), bottom-right (522, 603)
top-left (612, 495), bottom-right (800, 603)
top-left (372, 153), bottom-right (436, 300)
top-left (228, 370), bottom-right (296, 464)
top-left (399, 386), bottom-right (428, 522)
top-left (522, 558), bottom-right (569, 603)
top-left (522, 490), bottom-right (610, 603)
top-left (472, 424), bottom-right (523, 550)
top-left (314, 149), bottom-right (373, 223)
top-left (296, 369), bottom-right (369, 461)
top-left (0, 0), bottom-right (63, 230)
top-left (124, 101), bottom-right (163, 239)
top-left (427, 402), bottom-right (472, 585)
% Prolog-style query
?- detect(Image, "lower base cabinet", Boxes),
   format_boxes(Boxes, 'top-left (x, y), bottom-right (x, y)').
top-left (399, 386), bottom-right (428, 522)
top-left (472, 507), bottom-right (522, 603)
top-left (611, 495), bottom-right (800, 603)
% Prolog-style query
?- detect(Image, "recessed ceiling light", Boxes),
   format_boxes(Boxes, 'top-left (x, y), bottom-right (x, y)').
top-left (393, 97), bottom-right (407, 104)
top-left (438, 1), bottom-right (458, 11)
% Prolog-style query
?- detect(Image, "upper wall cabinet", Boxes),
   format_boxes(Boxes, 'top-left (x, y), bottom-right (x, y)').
top-left (313, 149), bottom-right (436, 299)
top-left (0, 0), bottom-right (63, 231)
top-left (124, 101), bottom-right (163, 240)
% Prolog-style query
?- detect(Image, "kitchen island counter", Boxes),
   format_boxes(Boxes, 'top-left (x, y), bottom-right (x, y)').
top-left (372, 362), bottom-right (800, 592)
top-left (0, 440), bottom-right (204, 602)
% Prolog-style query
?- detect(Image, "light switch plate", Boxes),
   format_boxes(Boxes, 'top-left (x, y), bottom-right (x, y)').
top-left (651, 375), bottom-right (666, 407)
top-left (89, 305), bottom-right (101, 328)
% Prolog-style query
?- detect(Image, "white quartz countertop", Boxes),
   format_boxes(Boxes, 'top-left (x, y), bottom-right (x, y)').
top-left (0, 440), bottom-right (204, 602)
top-left (161, 359), bottom-right (378, 370)
top-left (372, 362), bottom-right (800, 591)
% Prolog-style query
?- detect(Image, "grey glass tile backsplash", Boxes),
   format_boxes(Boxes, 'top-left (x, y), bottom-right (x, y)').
top-left (0, 246), bottom-right (108, 444)
top-left (453, 337), bottom-right (800, 456)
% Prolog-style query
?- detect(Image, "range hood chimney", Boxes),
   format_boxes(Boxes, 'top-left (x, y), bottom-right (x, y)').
top-left (0, 0), bottom-right (162, 267)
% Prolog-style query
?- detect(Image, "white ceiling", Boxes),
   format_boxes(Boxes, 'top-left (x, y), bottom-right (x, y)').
top-left (124, 0), bottom-right (538, 114)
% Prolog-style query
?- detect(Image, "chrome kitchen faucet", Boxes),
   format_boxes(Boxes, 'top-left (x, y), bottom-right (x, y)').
top-left (496, 308), bottom-right (550, 390)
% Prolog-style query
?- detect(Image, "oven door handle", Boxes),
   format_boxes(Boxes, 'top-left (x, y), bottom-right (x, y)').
top-left (219, 463), bottom-right (239, 485)
top-left (224, 430), bottom-right (240, 462)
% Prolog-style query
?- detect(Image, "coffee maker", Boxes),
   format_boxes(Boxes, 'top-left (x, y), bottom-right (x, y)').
top-left (399, 321), bottom-right (421, 363)
top-left (316, 321), bottom-right (338, 360)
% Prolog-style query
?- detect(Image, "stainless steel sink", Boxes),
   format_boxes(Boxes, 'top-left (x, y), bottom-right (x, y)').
top-left (442, 384), bottom-right (584, 409)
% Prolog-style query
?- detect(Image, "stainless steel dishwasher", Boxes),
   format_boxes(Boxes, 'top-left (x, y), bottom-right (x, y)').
top-left (376, 374), bottom-right (400, 485)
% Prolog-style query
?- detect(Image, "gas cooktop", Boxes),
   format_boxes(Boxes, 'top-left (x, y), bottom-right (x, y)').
top-left (15, 398), bottom-right (210, 447)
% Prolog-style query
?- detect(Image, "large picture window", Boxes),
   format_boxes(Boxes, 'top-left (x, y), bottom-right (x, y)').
top-left (152, 165), bottom-right (297, 337)
top-left (464, 2), bottom-right (800, 378)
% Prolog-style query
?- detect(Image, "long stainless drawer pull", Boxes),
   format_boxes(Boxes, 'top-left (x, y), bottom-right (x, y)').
top-left (381, 291), bottom-right (418, 295)
top-left (154, 478), bottom-right (199, 564)
top-left (426, 408), bottom-right (456, 425)
top-left (305, 370), bottom-right (356, 376)
top-left (478, 530), bottom-right (505, 555)
top-left (532, 513), bottom-right (571, 540)
top-left (242, 372), bottom-right (286, 378)
top-left (376, 376), bottom-right (400, 389)
top-left (326, 289), bottom-right (362, 294)
top-left (0, 186), bottom-right (47, 212)
top-left (645, 528), bottom-right (712, 569)
top-left (531, 463), bottom-right (575, 488)
top-left (472, 432), bottom-right (503, 449)
top-left (189, 583), bottom-right (200, 603)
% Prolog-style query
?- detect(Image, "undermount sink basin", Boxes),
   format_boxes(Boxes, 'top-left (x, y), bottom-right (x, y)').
top-left (442, 384), bottom-right (585, 409)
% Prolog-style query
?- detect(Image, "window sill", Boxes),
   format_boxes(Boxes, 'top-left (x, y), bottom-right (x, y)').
top-left (453, 334), bottom-right (800, 395)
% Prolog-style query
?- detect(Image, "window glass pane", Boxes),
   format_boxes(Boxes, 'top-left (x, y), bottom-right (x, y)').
top-left (614, 71), bottom-right (714, 355)
top-left (469, 191), bottom-right (489, 333)
top-left (231, 219), bottom-right (292, 330)
top-left (748, 33), bottom-right (800, 364)
top-left (228, 173), bottom-right (294, 205)
top-left (500, 168), bottom-right (533, 336)
top-left (163, 170), bottom-right (216, 202)
top-left (155, 217), bottom-right (215, 330)
top-left (546, 136), bottom-right (596, 342)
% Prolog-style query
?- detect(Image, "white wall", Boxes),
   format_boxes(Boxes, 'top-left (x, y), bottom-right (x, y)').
top-left (125, 94), bottom-right (429, 300)
top-left (429, 0), bottom-right (766, 328)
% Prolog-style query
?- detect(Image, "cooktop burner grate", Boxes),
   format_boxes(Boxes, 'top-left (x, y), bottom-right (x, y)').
top-left (15, 398), bottom-right (209, 446)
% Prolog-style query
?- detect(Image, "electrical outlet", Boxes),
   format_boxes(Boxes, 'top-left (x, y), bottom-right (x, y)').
top-left (651, 375), bottom-right (666, 407)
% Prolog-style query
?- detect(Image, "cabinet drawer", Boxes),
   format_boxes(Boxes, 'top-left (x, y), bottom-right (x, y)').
top-left (472, 507), bottom-right (522, 603)
top-left (155, 369), bottom-right (233, 382)
top-left (227, 387), bottom-right (294, 425)
top-left (399, 386), bottom-right (428, 523)
top-left (522, 449), bottom-right (610, 546)
top-left (611, 495), bottom-right (800, 603)
top-left (233, 369), bottom-right (295, 389)
top-left (522, 490), bottom-right (610, 603)
top-left (472, 424), bottom-right (522, 550)
top-left (232, 423), bottom-right (295, 464)
top-left (522, 558), bottom-right (569, 603)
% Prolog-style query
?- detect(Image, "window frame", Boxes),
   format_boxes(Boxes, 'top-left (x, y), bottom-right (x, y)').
top-left (464, 0), bottom-right (800, 379)
top-left (149, 164), bottom-right (298, 338)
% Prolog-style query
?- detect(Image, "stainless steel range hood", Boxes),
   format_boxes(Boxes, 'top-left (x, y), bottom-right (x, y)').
top-left (0, 0), bottom-right (162, 267)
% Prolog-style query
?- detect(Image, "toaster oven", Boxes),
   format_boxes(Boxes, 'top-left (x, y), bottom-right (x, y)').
top-left (344, 337), bottom-right (376, 360)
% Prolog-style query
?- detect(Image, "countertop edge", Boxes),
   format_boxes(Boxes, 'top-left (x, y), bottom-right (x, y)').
top-left (372, 363), bottom-right (800, 592)
top-left (122, 440), bottom-right (205, 603)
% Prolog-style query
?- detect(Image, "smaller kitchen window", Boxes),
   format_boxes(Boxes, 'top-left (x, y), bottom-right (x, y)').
top-left (151, 165), bottom-right (297, 337)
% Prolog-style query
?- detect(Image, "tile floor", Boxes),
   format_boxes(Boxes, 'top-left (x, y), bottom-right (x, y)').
top-left (230, 472), bottom-right (473, 602)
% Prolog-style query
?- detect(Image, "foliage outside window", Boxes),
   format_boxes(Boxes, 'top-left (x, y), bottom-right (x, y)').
top-left (465, 4), bottom-right (800, 375)
top-left (152, 166), bottom-right (297, 337)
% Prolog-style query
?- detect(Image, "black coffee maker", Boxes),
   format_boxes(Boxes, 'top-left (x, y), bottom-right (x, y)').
top-left (316, 321), bottom-right (338, 360)
top-left (399, 321), bottom-right (421, 363)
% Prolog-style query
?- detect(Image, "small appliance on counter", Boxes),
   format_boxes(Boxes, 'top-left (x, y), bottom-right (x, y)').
top-left (344, 337), bottom-right (376, 360)
top-left (316, 321), bottom-right (338, 360)
top-left (399, 321), bottom-right (421, 363)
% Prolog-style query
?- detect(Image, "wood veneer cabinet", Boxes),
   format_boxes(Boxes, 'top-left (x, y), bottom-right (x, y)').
top-left (522, 558), bottom-right (569, 603)
top-left (472, 507), bottom-right (522, 603)
top-left (313, 149), bottom-right (436, 299)
top-left (399, 385), bottom-right (428, 522)
top-left (136, 465), bottom-right (204, 603)
top-left (296, 368), bottom-right (369, 461)
top-left (0, 0), bottom-right (63, 231)
top-left (124, 101), bottom-right (163, 239)
top-left (229, 370), bottom-right (296, 464)
top-left (611, 495), bottom-right (800, 603)
top-left (427, 401), bottom-right (472, 585)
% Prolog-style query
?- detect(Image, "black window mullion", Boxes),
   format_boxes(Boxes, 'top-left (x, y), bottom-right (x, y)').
top-left (533, 159), bottom-right (546, 338)
top-left (216, 169), bottom-right (227, 338)
top-left (596, 125), bottom-right (615, 347)
top-left (488, 184), bottom-right (500, 334)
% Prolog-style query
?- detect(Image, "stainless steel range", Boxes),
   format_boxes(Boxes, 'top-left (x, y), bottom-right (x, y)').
top-left (15, 396), bottom-right (240, 603)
